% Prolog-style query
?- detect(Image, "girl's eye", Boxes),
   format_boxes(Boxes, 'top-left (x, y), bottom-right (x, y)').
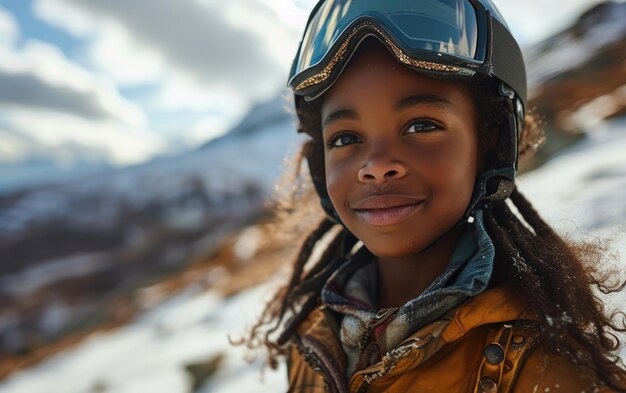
top-left (404, 120), bottom-right (441, 134)
top-left (327, 133), bottom-right (360, 148)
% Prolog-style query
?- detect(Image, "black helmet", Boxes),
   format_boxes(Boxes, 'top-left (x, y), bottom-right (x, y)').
top-left (288, 0), bottom-right (526, 223)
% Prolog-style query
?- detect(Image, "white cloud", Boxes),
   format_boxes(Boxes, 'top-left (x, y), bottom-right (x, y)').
top-left (5, 109), bottom-right (165, 166)
top-left (153, 75), bottom-right (245, 113)
top-left (0, 7), bottom-right (19, 47)
top-left (493, 0), bottom-right (609, 46)
top-left (220, 0), bottom-right (304, 71)
top-left (184, 116), bottom-right (232, 147)
top-left (0, 35), bottom-right (161, 166)
top-left (88, 21), bottom-right (165, 86)
top-left (1, 0), bottom-right (312, 169)
top-left (32, 0), bottom-right (97, 38)
top-left (0, 41), bottom-right (146, 126)
top-left (34, 0), bottom-right (164, 85)
top-left (0, 129), bottom-right (28, 162)
top-left (32, 0), bottom-right (303, 113)
top-left (29, 0), bottom-right (311, 153)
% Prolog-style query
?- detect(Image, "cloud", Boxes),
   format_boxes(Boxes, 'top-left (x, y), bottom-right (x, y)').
top-left (494, 0), bottom-right (608, 46)
top-left (0, 37), bottom-right (162, 168)
top-left (30, 0), bottom-right (312, 152)
top-left (30, 0), bottom-right (310, 152)
top-left (184, 116), bottom-right (232, 147)
top-left (2, 109), bottom-right (165, 166)
top-left (0, 41), bottom-right (146, 126)
top-left (0, 7), bottom-right (18, 47)
top-left (32, 0), bottom-right (304, 110)
top-left (0, 128), bottom-right (28, 163)
top-left (0, 70), bottom-right (125, 122)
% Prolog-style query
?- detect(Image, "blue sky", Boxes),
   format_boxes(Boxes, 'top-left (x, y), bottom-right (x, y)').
top-left (0, 0), bottom-right (605, 170)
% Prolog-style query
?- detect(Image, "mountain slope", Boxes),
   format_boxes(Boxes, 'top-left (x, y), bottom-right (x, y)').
top-left (0, 92), bottom-right (304, 358)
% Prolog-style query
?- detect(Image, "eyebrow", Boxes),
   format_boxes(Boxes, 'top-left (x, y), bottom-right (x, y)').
top-left (322, 109), bottom-right (357, 128)
top-left (322, 94), bottom-right (455, 128)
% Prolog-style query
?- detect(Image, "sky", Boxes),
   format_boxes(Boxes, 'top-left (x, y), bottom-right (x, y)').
top-left (0, 0), bottom-right (610, 171)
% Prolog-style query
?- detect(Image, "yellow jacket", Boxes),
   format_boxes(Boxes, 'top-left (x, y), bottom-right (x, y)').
top-left (287, 286), bottom-right (622, 393)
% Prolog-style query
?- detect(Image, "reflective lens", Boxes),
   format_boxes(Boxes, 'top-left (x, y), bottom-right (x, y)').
top-left (293, 0), bottom-right (481, 80)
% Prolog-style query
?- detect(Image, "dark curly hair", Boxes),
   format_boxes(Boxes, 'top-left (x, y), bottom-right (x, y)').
top-left (242, 64), bottom-right (626, 390)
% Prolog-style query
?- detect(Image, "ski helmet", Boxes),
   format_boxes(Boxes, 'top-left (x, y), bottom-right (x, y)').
top-left (288, 0), bottom-right (526, 223)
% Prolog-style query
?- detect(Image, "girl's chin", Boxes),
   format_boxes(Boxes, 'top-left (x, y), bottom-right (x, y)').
top-left (358, 224), bottom-right (464, 261)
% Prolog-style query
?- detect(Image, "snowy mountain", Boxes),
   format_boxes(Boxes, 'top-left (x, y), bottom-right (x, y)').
top-left (202, 94), bottom-right (295, 143)
top-left (0, 92), bottom-right (304, 358)
top-left (525, 1), bottom-right (626, 88)
top-left (516, 0), bottom-right (626, 169)
top-left (0, 157), bottom-right (113, 196)
top-left (526, 1), bottom-right (626, 133)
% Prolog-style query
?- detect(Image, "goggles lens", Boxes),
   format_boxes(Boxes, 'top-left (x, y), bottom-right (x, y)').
top-left (291, 0), bottom-right (482, 84)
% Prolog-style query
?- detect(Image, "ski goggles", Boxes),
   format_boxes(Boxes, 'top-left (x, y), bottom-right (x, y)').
top-left (288, 0), bottom-right (526, 107)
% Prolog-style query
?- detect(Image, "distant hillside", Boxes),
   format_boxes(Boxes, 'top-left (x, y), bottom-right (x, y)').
top-left (525, 0), bottom-right (626, 167)
top-left (0, 91), bottom-right (303, 360)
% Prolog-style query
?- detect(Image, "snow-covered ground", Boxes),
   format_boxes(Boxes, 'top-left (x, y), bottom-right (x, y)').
top-left (519, 117), bottom-right (626, 332)
top-left (1, 117), bottom-right (625, 393)
top-left (519, 117), bottom-right (626, 260)
top-left (0, 284), bottom-right (289, 393)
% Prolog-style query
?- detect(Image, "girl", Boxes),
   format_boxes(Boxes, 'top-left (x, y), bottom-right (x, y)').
top-left (247, 1), bottom-right (626, 392)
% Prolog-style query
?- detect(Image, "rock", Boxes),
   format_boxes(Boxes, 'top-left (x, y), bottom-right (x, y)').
top-left (184, 352), bottom-right (225, 392)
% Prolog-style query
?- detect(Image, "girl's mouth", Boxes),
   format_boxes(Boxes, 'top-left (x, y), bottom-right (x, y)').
top-left (351, 195), bottom-right (425, 226)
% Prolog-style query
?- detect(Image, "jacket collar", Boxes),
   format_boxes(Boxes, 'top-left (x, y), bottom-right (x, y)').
top-left (295, 284), bottom-right (530, 384)
top-left (441, 284), bottom-right (527, 343)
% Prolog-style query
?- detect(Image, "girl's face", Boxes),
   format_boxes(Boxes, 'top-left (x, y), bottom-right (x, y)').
top-left (321, 43), bottom-right (479, 260)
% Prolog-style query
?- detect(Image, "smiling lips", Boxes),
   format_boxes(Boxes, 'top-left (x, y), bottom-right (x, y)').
top-left (351, 195), bottom-right (425, 226)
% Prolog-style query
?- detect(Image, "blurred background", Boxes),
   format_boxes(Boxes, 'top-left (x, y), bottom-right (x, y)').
top-left (0, 0), bottom-right (624, 392)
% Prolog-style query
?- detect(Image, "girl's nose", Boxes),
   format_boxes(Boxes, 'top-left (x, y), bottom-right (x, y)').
top-left (357, 153), bottom-right (408, 184)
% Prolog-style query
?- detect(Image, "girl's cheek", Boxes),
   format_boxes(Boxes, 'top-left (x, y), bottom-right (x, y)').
top-left (325, 151), bottom-right (356, 178)
top-left (325, 157), bottom-right (355, 203)
top-left (325, 162), bottom-right (347, 189)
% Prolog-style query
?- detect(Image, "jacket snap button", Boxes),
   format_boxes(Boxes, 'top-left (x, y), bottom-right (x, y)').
top-left (512, 335), bottom-right (525, 345)
top-left (484, 343), bottom-right (505, 364)
top-left (479, 376), bottom-right (498, 393)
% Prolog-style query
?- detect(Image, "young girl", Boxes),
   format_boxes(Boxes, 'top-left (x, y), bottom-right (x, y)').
top-left (247, 1), bottom-right (626, 392)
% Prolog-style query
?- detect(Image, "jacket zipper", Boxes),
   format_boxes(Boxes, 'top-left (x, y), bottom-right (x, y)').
top-left (361, 340), bottom-right (417, 383)
top-left (357, 307), bottom-right (398, 352)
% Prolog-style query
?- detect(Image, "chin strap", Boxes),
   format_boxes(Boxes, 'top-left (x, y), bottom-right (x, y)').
top-left (463, 167), bottom-right (515, 221)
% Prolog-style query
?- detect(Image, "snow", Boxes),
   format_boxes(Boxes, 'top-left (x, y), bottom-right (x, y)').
top-left (0, 284), bottom-right (288, 393)
top-left (519, 117), bottom-right (626, 353)
top-left (0, 251), bottom-right (111, 297)
top-left (518, 117), bottom-right (626, 253)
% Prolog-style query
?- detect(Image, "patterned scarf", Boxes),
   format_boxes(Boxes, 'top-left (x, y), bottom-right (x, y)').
top-left (321, 210), bottom-right (495, 376)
